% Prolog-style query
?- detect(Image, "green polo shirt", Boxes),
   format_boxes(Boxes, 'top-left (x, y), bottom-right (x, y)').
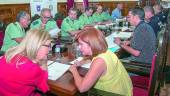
top-left (79, 13), bottom-right (94, 28)
top-left (92, 12), bottom-right (105, 22)
top-left (102, 12), bottom-right (112, 21)
top-left (1, 22), bottom-right (25, 52)
top-left (30, 18), bottom-right (57, 31)
top-left (61, 17), bottom-right (80, 37)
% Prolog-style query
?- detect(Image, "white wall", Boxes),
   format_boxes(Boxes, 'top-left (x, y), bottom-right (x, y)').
top-left (0, 0), bottom-right (138, 4)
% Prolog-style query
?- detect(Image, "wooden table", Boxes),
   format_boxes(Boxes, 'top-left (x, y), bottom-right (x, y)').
top-left (47, 28), bottom-right (132, 96)
top-left (47, 50), bottom-right (124, 96)
top-left (48, 72), bottom-right (76, 96)
top-left (47, 44), bottom-right (87, 96)
top-left (48, 62), bottom-right (88, 96)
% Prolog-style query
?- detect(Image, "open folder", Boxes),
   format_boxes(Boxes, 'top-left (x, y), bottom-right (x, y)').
top-left (47, 61), bottom-right (70, 80)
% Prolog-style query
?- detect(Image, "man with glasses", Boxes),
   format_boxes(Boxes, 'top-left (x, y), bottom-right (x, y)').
top-left (1, 11), bottom-right (30, 52)
top-left (30, 8), bottom-right (58, 31)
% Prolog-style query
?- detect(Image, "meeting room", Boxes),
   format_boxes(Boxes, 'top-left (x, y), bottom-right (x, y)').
top-left (0, 0), bottom-right (170, 96)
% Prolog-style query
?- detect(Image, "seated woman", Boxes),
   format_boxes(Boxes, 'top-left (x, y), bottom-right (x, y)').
top-left (0, 29), bottom-right (51, 96)
top-left (69, 27), bottom-right (132, 96)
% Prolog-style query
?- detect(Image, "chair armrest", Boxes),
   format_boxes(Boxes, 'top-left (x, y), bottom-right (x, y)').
top-left (121, 59), bottom-right (151, 76)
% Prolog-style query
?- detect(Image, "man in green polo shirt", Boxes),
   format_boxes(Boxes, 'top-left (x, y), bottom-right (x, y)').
top-left (1, 11), bottom-right (30, 52)
top-left (79, 7), bottom-right (94, 28)
top-left (102, 7), bottom-right (112, 21)
top-left (61, 8), bottom-right (81, 37)
top-left (92, 5), bottom-right (105, 23)
top-left (30, 8), bottom-right (58, 31)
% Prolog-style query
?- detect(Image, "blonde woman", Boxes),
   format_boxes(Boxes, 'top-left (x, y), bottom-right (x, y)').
top-left (69, 27), bottom-right (132, 96)
top-left (0, 29), bottom-right (51, 96)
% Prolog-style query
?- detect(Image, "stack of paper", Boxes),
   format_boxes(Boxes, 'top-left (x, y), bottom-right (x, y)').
top-left (47, 61), bottom-right (70, 80)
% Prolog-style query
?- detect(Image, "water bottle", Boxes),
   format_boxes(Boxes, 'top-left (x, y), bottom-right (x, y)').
top-left (75, 46), bottom-right (82, 58)
top-left (55, 44), bottom-right (61, 61)
top-left (73, 43), bottom-right (82, 58)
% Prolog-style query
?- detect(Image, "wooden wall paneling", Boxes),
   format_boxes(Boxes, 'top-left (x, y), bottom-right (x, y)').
top-left (57, 3), bottom-right (67, 15)
top-left (14, 4), bottom-right (30, 19)
top-left (0, 1), bottom-right (138, 25)
top-left (74, 1), bottom-right (137, 16)
top-left (85, 1), bottom-right (137, 16)
top-left (0, 4), bottom-right (30, 24)
top-left (0, 6), bottom-right (14, 24)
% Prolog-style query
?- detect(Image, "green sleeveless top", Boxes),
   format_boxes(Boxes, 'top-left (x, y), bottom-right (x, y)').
top-left (93, 50), bottom-right (132, 96)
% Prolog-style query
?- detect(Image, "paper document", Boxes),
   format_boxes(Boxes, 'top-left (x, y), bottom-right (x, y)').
top-left (105, 33), bottom-right (120, 48)
top-left (70, 57), bottom-right (91, 69)
top-left (49, 28), bottom-right (61, 38)
top-left (113, 32), bottom-right (132, 39)
top-left (47, 61), bottom-right (70, 80)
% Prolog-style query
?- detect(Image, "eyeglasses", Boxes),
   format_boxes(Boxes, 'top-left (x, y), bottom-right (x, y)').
top-left (42, 44), bottom-right (51, 48)
top-left (43, 16), bottom-right (51, 19)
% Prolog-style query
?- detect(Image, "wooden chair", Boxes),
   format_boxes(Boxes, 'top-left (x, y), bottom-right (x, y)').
top-left (121, 25), bottom-right (167, 76)
top-left (132, 29), bottom-right (166, 96)
top-left (133, 53), bottom-right (157, 96)
top-left (162, 12), bottom-right (170, 84)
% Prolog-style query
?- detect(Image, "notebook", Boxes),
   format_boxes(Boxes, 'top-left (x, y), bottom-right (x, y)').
top-left (47, 61), bottom-right (70, 80)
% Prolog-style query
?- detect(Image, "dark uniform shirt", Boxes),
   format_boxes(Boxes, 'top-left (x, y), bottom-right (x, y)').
top-left (130, 21), bottom-right (156, 64)
top-left (147, 15), bottom-right (161, 37)
top-left (156, 11), bottom-right (168, 24)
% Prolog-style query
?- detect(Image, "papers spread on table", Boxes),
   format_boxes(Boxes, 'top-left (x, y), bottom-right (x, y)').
top-left (47, 61), bottom-right (70, 80)
top-left (105, 33), bottom-right (120, 49)
top-left (113, 32), bottom-right (132, 39)
top-left (48, 28), bottom-right (61, 38)
top-left (70, 57), bottom-right (91, 69)
top-left (105, 32), bottom-right (132, 52)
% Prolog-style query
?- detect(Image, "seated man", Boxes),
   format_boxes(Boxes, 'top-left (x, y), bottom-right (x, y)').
top-left (111, 3), bottom-right (123, 21)
top-left (92, 5), bottom-right (105, 23)
top-left (102, 7), bottom-right (112, 21)
top-left (144, 6), bottom-right (161, 37)
top-left (153, 4), bottom-right (168, 24)
top-left (114, 7), bottom-right (156, 64)
top-left (61, 8), bottom-right (81, 37)
top-left (30, 8), bottom-right (59, 31)
top-left (79, 7), bottom-right (94, 28)
top-left (1, 11), bottom-right (30, 52)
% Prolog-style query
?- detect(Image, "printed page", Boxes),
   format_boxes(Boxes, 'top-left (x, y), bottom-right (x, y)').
top-left (105, 33), bottom-right (119, 48)
top-left (47, 61), bottom-right (70, 80)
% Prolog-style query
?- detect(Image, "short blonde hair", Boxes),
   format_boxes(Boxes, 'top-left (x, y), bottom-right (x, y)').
top-left (76, 27), bottom-right (108, 57)
top-left (5, 29), bottom-right (51, 63)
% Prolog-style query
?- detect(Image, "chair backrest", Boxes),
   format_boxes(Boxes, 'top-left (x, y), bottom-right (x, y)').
top-left (148, 29), bottom-right (166, 96)
top-left (156, 26), bottom-right (168, 84)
